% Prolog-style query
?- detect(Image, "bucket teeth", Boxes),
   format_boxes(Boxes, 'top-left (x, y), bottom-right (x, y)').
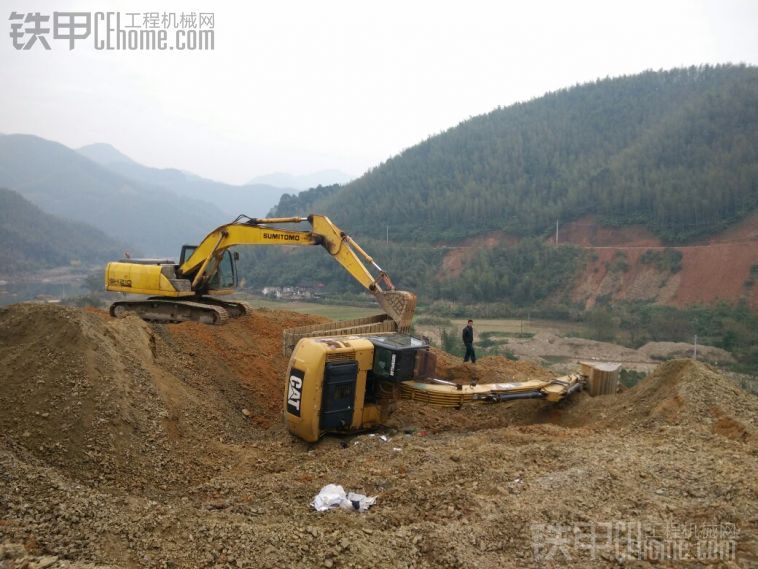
top-left (374, 290), bottom-right (416, 330)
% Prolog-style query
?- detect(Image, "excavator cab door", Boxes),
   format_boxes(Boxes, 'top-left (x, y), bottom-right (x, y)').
top-left (320, 361), bottom-right (358, 430)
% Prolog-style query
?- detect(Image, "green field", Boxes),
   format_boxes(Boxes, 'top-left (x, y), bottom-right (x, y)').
top-left (241, 296), bottom-right (585, 337)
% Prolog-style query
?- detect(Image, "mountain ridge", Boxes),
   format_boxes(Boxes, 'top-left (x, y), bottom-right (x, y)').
top-left (0, 187), bottom-right (125, 273)
top-left (0, 133), bottom-right (229, 256)
top-left (273, 64), bottom-right (758, 245)
top-left (75, 143), bottom-right (296, 219)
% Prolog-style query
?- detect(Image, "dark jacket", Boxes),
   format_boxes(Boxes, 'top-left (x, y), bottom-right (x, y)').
top-left (462, 325), bottom-right (473, 345)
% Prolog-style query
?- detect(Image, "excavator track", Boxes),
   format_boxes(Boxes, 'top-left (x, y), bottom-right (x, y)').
top-left (192, 297), bottom-right (255, 318)
top-left (110, 299), bottom-right (229, 325)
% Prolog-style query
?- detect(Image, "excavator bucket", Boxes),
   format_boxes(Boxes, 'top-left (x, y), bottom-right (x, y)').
top-left (374, 290), bottom-right (416, 331)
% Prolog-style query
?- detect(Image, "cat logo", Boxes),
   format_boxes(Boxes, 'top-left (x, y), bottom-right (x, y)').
top-left (287, 369), bottom-right (305, 417)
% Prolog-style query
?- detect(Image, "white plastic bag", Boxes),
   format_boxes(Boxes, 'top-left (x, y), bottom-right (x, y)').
top-left (311, 484), bottom-right (376, 512)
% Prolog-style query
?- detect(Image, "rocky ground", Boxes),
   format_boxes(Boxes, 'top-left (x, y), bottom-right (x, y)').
top-left (1, 304), bottom-right (756, 568)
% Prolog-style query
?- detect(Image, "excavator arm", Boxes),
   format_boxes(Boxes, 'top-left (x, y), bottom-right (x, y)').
top-left (181, 215), bottom-right (384, 292)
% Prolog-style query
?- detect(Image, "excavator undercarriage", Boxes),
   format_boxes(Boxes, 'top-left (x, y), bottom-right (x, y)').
top-left (109, 296), bottom-right (254, 324)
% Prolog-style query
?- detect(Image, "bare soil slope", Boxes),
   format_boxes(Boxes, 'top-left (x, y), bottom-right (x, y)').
top-left (566, 213), bottom-right (758, 309)
top-left (1, 304), bottom-right (756, 568)
top-left (439, 212), bottom-right (758, 309)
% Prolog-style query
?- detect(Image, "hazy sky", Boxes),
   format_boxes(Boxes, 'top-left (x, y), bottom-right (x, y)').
top-left (1, 0), bottom-right (757, 184)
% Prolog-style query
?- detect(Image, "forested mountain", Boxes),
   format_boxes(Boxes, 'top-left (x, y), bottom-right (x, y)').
top-left (255, 66), bottom-right (758, 308)
top-left (273, 65), bottom-right (758, 244)
top-left (0, 134), bottom-right (228, 256)
top-left (78, 143), bottom-right (294, 218)
top-left (0, 188), bottom-right (125, 273)
top-left (270, 184), bottom-right (342, 217)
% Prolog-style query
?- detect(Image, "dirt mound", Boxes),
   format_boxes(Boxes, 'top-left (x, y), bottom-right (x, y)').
top-left (2, 305), bottom-right (757, 567)
top-left (553, 359), bottom-right (758, 439)
top-left (433, 349), bottom-right (554, 384)
top-left (611, 359), bottom-right (757, 430)
top-left (156, 307), bottom-right (326, 428)
top-left (0, 303), bottom-right (180, 493)
top-left (0, 303), bottom-right (323, 497)
top-left (638, 341), bottom-right (735, 364)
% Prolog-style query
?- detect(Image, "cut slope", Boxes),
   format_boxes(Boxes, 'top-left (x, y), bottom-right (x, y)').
top-left (567, 212), bottom-right (758, 308)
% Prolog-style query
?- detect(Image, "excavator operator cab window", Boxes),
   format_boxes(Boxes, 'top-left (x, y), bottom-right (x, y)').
top-left (369, 335), bottom-right (428, 382)
top-left (179, 245), bottom-right (237, 289)
top-left (215, 250), bottom-right (237, 289)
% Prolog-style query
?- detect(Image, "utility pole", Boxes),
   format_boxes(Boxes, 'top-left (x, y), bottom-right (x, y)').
top-left (693, 335), bottom-right (698, 360)
top-left (555, 219), bottom-right (559, 245)
top-left (386, 225), bottom-right (389, 244)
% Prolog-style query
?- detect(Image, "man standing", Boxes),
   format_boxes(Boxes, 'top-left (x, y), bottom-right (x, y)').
top-left (462, 319), bottom-right (476, 363)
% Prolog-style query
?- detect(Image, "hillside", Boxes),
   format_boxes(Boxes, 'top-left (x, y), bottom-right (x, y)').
top-left (0, 134), bottom-right (229, 256)
top-left (274, 65), bottom-right (758, 244)
top-left (0, 188), bottom-right (124, 273)
top-left (78, 143), bottom-right (294, 218)
top-left (255, 66), bottom-right (758, 309)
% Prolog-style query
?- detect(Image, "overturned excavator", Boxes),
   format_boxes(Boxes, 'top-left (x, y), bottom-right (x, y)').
top-left (284, 334), bottom-right (620, 442)
top-left (104, 214), bottom-right (417, 340)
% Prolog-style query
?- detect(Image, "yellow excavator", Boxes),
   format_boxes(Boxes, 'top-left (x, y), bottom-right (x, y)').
top-left (283, 334), bottom-right (602, 442)
top-left (105, 214), bottom-right (416, 331)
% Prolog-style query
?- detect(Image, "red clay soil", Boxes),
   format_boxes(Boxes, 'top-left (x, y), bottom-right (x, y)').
top-left (559, 216), bottom-right (661, 247)
top-left (438, 231), bottom-right (516, 279)
top-left (162, 308), bottom-right (326, 427)
top-left (436, 213), bottom-right (758, 309)
top-left (563, 214), bottom-right (758, 308)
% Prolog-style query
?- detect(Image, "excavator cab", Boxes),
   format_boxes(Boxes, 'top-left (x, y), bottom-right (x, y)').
top-left (179, 246), bottom-right (239, 292)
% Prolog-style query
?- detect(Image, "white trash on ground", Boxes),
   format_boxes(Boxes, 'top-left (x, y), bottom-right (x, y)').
top-left (311, 484), bottom-right (376, 512)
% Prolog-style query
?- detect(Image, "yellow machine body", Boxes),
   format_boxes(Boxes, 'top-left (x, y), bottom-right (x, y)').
top-left (105, 262), bottom-right (196, 297)
top-left (285, 336), bottom-right (380, 443)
